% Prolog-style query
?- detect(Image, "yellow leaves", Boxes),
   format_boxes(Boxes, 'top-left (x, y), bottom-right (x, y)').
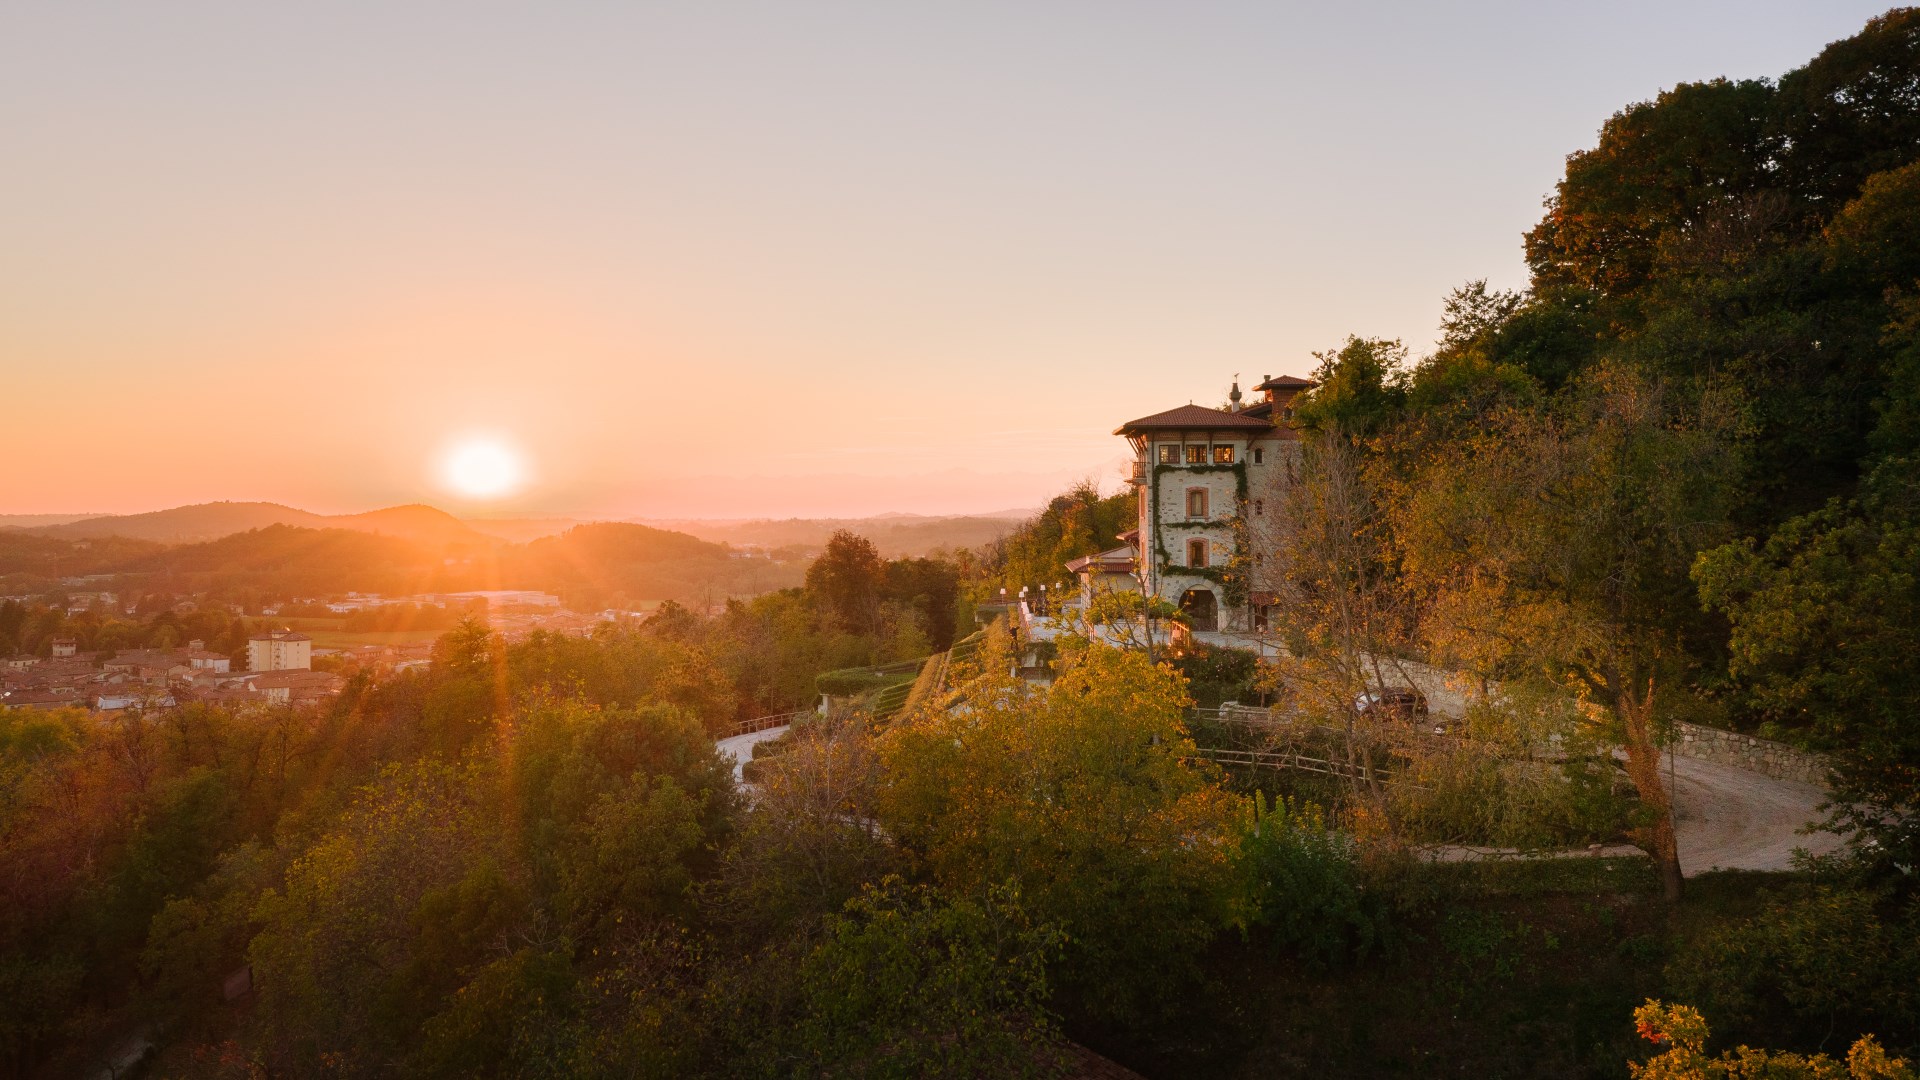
top-left (1630, 1000), bottom-right (1916, 1080)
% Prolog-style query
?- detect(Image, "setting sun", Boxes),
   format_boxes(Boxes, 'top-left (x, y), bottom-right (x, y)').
top-left (442, 437), bottom-right (526, 499)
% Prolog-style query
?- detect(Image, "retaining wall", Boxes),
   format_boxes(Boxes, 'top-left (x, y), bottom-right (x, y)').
top-left (1671, 721), bottom-right (1829, 787)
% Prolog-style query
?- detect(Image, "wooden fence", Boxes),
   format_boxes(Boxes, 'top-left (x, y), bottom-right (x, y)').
top-left (724, 709), bottom-right (813, 739)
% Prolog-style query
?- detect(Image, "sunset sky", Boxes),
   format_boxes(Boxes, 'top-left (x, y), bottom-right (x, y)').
top-left (1, 2), bottom-right (1891, 519)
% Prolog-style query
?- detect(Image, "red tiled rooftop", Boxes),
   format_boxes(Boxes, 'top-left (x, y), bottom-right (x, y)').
top-left (1114, 403), bottom-right (1274, 435)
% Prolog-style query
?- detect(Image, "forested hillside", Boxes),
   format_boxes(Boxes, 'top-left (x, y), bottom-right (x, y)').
top-left (1262, 9), bottom-right (1920, 888)
top-left (978, 481), bottom-right (1136, 595)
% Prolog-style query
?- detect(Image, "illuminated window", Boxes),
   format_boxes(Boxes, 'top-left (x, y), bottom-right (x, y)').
top-left (1186, 489), bottom-right (1209, 518)
top-left (1185, 445), bottom-right (1207, 464)
top-left (1158, 444), bottom-right (1179, 464)
top-left (1187, 538), bottom-right (1209, 567)
top-left (1213, 446), bottom-right (1235, 464)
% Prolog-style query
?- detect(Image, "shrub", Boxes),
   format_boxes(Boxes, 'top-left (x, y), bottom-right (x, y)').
top-left (1665, 884), bottom-right (1920, 1056)
top-left (815, 669), bottom-right (918, 698)
top-left (788, 879), bottom-right (1063, 1079)
top-left (1629, 1000), bottom-right (1915, 1079)
top-left (1230, 795), bottom-right (1392, 965)
top-left (1171, 644), bottom-right (1262, 708)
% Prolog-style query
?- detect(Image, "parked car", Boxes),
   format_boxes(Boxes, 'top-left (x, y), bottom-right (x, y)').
top-left (1354, 686), bottom-right (1430, 721)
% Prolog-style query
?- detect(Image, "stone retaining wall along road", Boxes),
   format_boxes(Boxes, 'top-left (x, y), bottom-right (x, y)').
top-left (1671, 722), bottom-right (1830, 788)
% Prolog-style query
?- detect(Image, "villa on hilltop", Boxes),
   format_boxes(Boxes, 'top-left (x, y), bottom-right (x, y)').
top-left (1070, 374), bottom-right (1314, 634)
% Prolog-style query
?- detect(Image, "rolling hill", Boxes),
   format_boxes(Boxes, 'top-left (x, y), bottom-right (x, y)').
top-left (20, 501), bottom-right (494, 548)
top-left (0, 514), bottom-right (104, 529)
top-left (0, 503), bottom-right (1005, 605)
top-left (649, 513), bottom-right (1027, 558)
top-left (0, 519), bottom-right (805, 608)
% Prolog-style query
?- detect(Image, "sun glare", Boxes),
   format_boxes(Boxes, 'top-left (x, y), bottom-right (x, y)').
top-left (442, 438), bottom-right (526, 499)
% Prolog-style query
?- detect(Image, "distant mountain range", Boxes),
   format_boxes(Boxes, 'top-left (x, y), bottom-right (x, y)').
top-left (0, 519), bottom-right (789, 607)
top-left (0, 514), bottom-right (103, 529)
top-left (0, 503), bottom-right (1036, 558)
top-left (2, 502), bottom-right (494, 548)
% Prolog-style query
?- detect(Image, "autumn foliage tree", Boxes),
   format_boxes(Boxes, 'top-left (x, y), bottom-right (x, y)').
top-left (876, 634), bottom-right (1239, 1021)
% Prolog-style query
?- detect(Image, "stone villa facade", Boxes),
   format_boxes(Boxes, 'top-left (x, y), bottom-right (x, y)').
top-left (1069, 375), bottom-right (1314, 633)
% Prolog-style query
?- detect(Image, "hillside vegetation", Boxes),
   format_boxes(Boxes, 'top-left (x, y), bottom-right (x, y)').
top-left (656, 513), bottom-right (1026, 559)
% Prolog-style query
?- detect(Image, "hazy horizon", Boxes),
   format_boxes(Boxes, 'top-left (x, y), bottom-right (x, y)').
top-left (0, 500), bottom-right (1040, 525)
top-left (3, 2), bottom-right (1892, 517)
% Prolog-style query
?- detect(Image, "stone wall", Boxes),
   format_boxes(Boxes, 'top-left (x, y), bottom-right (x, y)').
top-left (1671, 722), bottom-right (1830, 787)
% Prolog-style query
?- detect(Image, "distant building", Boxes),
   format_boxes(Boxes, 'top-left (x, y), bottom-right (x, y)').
top-left (93, 690), bottom-right (175, 712)
top-left (182, 640), bottom-right (231, 672)
top-left (241, 669), bottom-right (341, 704)
top-left (1066, 540), bottom-right (1141, 599)
top-left (441, 590), bottom-right (562, 608)
top-left (50, 636), bottom-right (78, 658)
top-left (248, 630), bottom-right (312, 672)
top-left (0, 688), bottom-right (83, 711)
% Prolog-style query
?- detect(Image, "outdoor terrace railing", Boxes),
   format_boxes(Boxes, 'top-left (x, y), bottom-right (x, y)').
top-left (724, 709), bottom-right (813, 739)
top-left (1185, 744), bottom-right (1391, 783)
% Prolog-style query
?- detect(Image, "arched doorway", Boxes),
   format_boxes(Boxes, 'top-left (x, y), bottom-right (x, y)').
top-left (1180, 588), bottom-right (1218, 632)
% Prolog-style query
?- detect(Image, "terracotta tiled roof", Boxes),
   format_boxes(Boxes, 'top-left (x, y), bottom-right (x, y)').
top-left (1, 689), bottom-right (83, 709)
top-left (1254, 374), bottom-right (1315, 391)
top-left (1115, 404), bottom-right (1274, 435)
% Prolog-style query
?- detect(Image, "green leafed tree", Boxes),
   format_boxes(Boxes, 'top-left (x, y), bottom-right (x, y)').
top-left (1395, 363), bottom-right (1739, 900)
top-left (785, 878), bottom-right (1063, 1080)
top-left (875, 639), bottom-right (1238, 1020)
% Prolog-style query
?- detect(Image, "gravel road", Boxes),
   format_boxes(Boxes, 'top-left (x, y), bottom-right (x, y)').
top-left (1668, 752), bottom-right (1842, 874)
